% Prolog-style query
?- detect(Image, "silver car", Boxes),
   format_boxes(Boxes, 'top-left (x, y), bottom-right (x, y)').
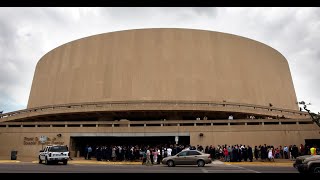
top-left (162, 150), bottom-right (212, 167)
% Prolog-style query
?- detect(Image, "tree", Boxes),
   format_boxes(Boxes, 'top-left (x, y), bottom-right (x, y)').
top-left (298, 101), bottom-right (320, 127)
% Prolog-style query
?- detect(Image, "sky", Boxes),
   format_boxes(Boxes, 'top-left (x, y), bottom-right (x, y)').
top-left (0, 7), bottom-right (319, 113)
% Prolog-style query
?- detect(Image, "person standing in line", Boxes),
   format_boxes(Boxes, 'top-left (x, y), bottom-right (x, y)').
top-left (157, 148), bottom-right (161, 164)
top-left (142, 149), bottom-right (147, 165)
top-left (254, 146), bottom-right (259, 161)
top-left (167, 146), bottom-right (172, 157)
top-left (87, 146), bottom-right (92, 160)
top-left (248, 145), bottom-right (253, 162)
top-left (310, 145), bottom-right (317, 155)
top-left (84, 145), bottom-right (89, 160)
top-left (146, 149), bottom-right (152, 166)
top-left (283, 146), bottom-right (289, 159)
top-left (152, 148), bottom-right (158, 165)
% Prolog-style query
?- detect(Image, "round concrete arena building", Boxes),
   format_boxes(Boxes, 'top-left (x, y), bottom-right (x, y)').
top-left (0, 28), bottom-right (319, 160)
top-left (29, 28), bottom-right (298, 110)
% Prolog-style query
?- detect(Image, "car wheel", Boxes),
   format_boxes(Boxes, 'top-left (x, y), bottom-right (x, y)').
top-left (197, 160), bottom-right (205, 167)
top-left (63, 160), bottom-right (68, 165)
top-left (45, 157), bottom-right (49, 165)
top-left (312, 166), bottom-right (320, 173)
top-left (39, 156), bottom-right (42, 164)
top-left (298, 169), bottom-right (305, 173)
top-left (167, 160), bottom-right (174, 167)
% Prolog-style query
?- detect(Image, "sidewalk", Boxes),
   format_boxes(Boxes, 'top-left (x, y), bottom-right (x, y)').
top-left (0, 157), bottom-right (294, 166)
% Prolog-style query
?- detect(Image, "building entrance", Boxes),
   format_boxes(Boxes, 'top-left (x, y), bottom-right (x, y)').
top-left (71, 135), bottom-right (190, 158)
top-left (305, 139), bottom-right (320, 147)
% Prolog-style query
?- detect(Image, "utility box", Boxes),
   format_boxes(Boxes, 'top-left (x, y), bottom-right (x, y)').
top-left (11, 150), bottom-right (17, 160)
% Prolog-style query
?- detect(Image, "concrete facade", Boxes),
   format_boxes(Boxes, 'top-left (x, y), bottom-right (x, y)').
top-left (0, 119), bottom-right (319, 159)
top-left (28, 28), bottom-right (298, 111)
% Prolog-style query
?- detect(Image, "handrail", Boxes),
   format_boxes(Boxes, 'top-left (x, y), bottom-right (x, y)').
top-left (0, 118), bottom-right (313, 126)
top-left (0, 100), bottom-right (307, 119)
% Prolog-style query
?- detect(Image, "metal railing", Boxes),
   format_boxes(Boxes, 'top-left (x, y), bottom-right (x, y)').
top-left (0, 100), bottom-right (308, 120)
top-left (0, 119), bottom-right (316, 129)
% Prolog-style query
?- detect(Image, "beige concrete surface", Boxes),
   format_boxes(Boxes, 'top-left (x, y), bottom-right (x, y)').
top-left (28, 28), bottom-right (298, 111)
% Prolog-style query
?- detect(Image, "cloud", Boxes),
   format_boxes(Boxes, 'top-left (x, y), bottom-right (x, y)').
top-left (0, 7), bottom-right (319, 113)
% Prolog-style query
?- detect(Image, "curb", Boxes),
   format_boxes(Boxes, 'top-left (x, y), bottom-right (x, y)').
top-left (2, 160), bottom-right (293, 166)
top-left (31, 160), bottom-right (143, 165)
top-left (0, 160), bottom-right (21, 163)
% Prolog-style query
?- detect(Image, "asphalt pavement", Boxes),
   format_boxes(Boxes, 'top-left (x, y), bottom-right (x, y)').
top-left (0, 158), bottom-right (298, 173)
top-left (0, 159), bottom-right (294, 166)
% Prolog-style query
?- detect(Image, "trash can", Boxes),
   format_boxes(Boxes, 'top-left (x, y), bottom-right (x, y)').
top-left (11, 151), bottom-right (17, 160)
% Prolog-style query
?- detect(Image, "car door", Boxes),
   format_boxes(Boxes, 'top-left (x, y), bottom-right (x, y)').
top-left (174, 151), bottom-right (188, 165)
top-left (186, 151), bottom-right (202, 165)
top-left (40, 147), bottom-right (47, 160)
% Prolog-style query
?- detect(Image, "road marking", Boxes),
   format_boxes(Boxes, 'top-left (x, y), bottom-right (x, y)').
top-left (200, 168), bottom-right (208, 173)
top-left (226, 164), bottom-right (261, 173)
top-left (224, 162), bottom-right (292, 166)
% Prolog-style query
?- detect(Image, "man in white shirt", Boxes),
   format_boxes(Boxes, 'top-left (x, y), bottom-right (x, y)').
top-left (284, 146), bottom-right (289, 159)
top-left (167, 147), bottom-right (172, 156)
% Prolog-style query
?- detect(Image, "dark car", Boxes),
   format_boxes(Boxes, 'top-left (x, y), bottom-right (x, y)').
top-left (293, 155), bottom-right (320, 173)
top-left (162, 150), bottom-right (212, 167)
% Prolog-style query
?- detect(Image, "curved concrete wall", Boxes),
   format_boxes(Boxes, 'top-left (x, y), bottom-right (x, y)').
top-left (27, 28), bottom-right (298, 110)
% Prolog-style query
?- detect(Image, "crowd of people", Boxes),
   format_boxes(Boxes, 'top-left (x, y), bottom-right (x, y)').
top-left (81, 143), bottom-right (319, 164)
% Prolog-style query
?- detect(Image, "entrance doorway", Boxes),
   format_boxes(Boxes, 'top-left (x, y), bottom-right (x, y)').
top-left (71, 136), bottom-right (190, 157)
top-left (305, 139), bottom-right (320, 147)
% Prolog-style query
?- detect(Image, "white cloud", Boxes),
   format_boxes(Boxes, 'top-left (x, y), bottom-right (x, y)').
top-left (0, 7), bottom-right (319, 114)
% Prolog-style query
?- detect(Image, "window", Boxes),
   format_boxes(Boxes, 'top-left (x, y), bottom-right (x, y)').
top-left (187, 151), bottom-right (201, 156)
top-left (178, 151), bottom-right (188, 157)
top-left (50, 146), bottom-right (68, 152)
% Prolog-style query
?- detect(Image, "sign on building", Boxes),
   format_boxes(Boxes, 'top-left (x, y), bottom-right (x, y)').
top-left (175, 136), bottom-right (179, 144)
top-left (39, 136), bottom-right (48, 144)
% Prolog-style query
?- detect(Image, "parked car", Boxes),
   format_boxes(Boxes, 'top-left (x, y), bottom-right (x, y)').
top-left (39, 145), bottom-right (69, 165)
top-left (293, 155), bottom-right (320, 173)
top-left (162, 150), bottom-right (212, 167)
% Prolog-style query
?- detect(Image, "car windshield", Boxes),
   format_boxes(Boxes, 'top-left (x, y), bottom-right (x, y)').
top-left (50, 146), bottom-right (68, 152)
